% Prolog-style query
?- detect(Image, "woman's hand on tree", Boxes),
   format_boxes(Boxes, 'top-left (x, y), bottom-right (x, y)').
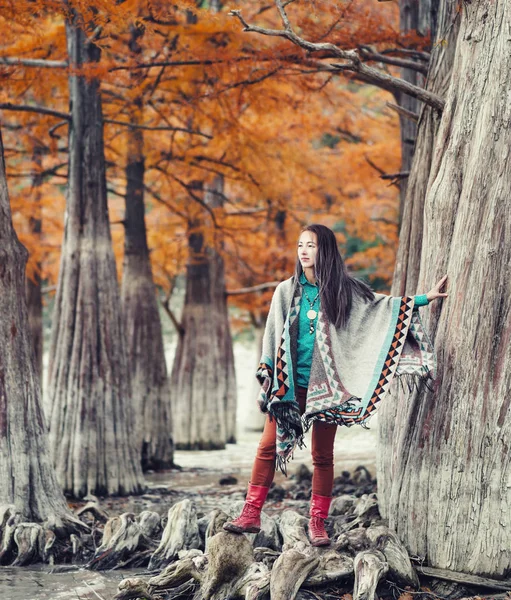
top-left (426, 274), bottom-right (448, 303)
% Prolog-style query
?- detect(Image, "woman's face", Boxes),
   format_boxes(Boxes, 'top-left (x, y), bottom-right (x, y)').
top-left (297, 230), bottom-right (318, 269)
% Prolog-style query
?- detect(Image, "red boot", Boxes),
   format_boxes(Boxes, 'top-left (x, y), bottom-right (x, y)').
top-left (223, 483), bottom-right (270, 534)
top-left (308, 493), bottom-right (332, 546)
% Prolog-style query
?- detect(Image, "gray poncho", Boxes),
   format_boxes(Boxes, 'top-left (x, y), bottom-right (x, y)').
top-left (256, 276), bottom-right (436, 472)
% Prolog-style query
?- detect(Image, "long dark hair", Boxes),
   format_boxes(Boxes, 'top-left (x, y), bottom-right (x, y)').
top-left (294, 224), bottom-right (374, 328)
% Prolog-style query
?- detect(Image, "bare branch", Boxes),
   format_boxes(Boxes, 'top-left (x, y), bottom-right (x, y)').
top-left (0, 57), bottom-right (68, 68)
top-left (229, 6), bottom-right (444, 112)
top-left (49, 121), bottom-right (69, 139)
top-left (103, 118), bottom-right (213, 139)
top-left (386, 102), bottom-right (419, 123)
top-left (226, 281), bottom-right (280, 296)
top-left (359, 45), bottom-right (429, 75)
top-left (380, 48), bottom-right (431, 62)
top-left (0, 103), bottom-right (70, 120)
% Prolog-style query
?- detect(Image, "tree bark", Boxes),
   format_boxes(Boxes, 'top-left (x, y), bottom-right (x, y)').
top-left (0, 127), bottom-right (76, 527)
top-left (170, 176), bottom-right (237, 449)
top-left (395, 0), bottom-right (431, 225)
top-left (47, 11), bottom-right (144, 497)
top-left (25, 145), bottom-right (44, 383)
top-left (121, 106), bottom-right (174, 471)
top-left (378, 0), bottom-right (511, 576)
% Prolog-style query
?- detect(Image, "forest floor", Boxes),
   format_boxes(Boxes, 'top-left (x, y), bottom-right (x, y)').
top-left (3, 341), bottom-right (378, 600)
top-left (2, 426), bottom-right (378, 600)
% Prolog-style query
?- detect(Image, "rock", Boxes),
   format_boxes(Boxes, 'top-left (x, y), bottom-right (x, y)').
top-left (353, 466), bottom-right (373, 484)
top-left (330, 494), bottom-right (356, 516)
top-left (267, 484), bottom-right (286, 502)
top-left (219, 475), bottom-right (238, 486)
top-left (295, 464), bottom-right (312, 483)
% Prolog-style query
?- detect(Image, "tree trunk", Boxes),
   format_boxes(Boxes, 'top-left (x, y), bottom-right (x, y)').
top-left (47, 12), bottom-right (144, 498)
top-left (170, 176), bottom-right (237, 449)
top-left (396, 0), bottom-right (430, 225)
top-left (0, 127), bottom-right (76, 527)
top-left (121, 109), bottom-right (174, 471)
top-left (378, 0), bottom-right (511, 576)
top-left (25, 144), bottom-right (44, 383)
top-left (244, 314), bottom-right (266, 432)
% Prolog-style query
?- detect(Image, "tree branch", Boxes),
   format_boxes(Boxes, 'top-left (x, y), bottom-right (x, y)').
top-left (229, 4), bottom-right (444, 112)
top-left (0, 103), bottom-right (70, 120)
top-left (386, 102), bottom-right (419, 123)
top-left (0, 57), bottom-right (68, 68)
top-left (103, 119), bottom-right (213, 139)
top-left (359, 45), bottom-right (429, 75)
top-left (161, 281), bottom-right (184, 337)
top-left (226, 281), bottom-right (280, 296)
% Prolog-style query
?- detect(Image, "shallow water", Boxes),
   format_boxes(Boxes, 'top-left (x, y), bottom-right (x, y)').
top-left (5, 340), bottom-right (378, 599)
top-left (0, 566), bottom-right (135, 600)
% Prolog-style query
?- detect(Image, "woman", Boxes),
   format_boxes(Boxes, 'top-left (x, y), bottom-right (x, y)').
top-left (224, 224), bottom-right (447, 546)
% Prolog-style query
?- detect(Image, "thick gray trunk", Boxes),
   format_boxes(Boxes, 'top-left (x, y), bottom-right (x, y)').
top-left (0, 127), bottom-right (73, 526)
top-left (244, 318), bottom-right (266, 432)
top-left (47, 14), bottom-right (144, 497)
top-left (121, 117), bottom-right (174, 471)
top-left (378, 0), bottom-right (511, 576)
top-left (396, 0), bottom-right (430, 221)
top-left (170, 176), bottom-right (237, 449)
top-left (25, 145), bottom-right (44, 382)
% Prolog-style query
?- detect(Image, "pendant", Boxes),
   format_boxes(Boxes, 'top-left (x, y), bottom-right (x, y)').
top-left (307, 309), bottom-right (317, 320)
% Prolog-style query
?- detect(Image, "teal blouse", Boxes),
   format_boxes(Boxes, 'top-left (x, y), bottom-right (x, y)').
top-left (296, 272), bottom-right (429, 387)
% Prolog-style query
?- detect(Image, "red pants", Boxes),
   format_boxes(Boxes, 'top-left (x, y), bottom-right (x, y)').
top-left (251, 386), bottom-right (337, 496)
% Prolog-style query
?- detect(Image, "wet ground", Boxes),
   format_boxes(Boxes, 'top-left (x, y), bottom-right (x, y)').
top-left (3, 341), bottom-right (378, 599)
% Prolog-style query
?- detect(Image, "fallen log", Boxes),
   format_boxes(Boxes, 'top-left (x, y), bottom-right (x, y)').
top-left (420, 565), bottom-right (511, 592)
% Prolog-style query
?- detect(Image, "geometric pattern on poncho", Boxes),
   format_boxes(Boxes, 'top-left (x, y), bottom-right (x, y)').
top-left (273, 290), bottom-right (301, 400)
top-left (306, 307), bottom-right (359, 415)
top-left (396, 309), bottom-right (437, 378)
top-left (343, 295), bottom-right (414, 424)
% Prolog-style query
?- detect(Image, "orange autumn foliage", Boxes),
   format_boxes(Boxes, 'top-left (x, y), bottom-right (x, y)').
top-left (0, 0), bottom-right (424, 325)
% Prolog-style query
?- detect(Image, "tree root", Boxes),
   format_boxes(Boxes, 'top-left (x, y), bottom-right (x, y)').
top-left (149, 499), bottom-right (201, 570)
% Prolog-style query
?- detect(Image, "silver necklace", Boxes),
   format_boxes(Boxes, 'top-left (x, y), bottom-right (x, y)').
top-left (303, 287), bottom-right (319, 333)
